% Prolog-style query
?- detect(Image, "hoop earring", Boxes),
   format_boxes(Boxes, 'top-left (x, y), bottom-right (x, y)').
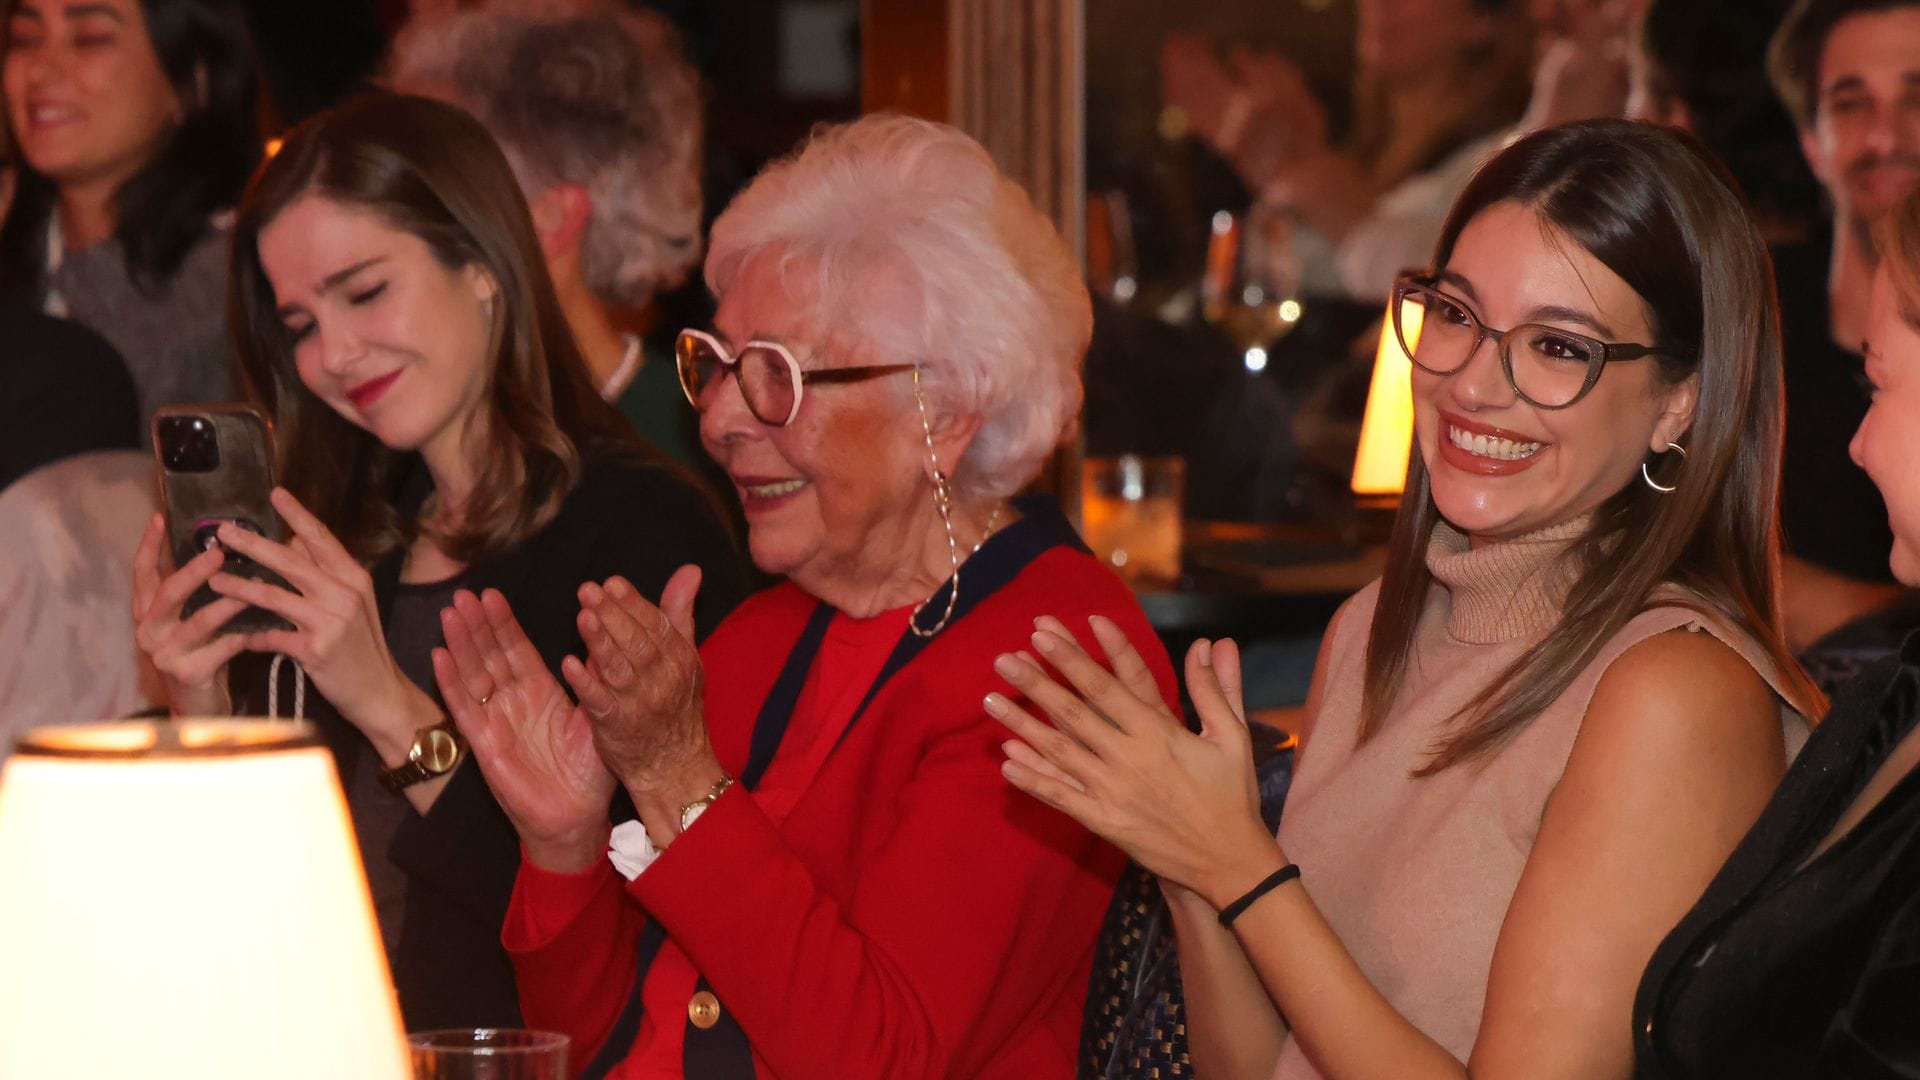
top-left (909, 370), bottom-right (962, 638)
top-left (1641, 442), bottom-right (1687, 494)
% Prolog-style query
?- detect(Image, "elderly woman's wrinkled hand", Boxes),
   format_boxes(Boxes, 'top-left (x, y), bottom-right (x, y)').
top-left (434, 588), bottom-right (616, 873)
top-left (565, 566), bottom-right (717, 806)
top-left (988, 616), bottom-right (1287, 910)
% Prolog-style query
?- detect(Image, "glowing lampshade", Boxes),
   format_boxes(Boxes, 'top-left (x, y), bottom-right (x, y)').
top-left (1351, 299), bottom-right (1420, 497)
top-left (0, 720), bottom-right (410, 1079)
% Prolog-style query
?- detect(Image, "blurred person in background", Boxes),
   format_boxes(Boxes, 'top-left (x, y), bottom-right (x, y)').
top-left (1627, 0), bottom-right (1820, 246)
top-left (131, 93), bottom-right (745, 1030)
top-left (0, 0), bottom-right (262, 443)
top-left (0, 295), bottom-right (148, 750)
top-left (1629, 0), bottom-right (1912, 692)
top-left (1161, 0), bottom-right (1534, 299)
top-left (388, 1), bottom-right (716, 479)
top-left (1756, 0), bottom-right (1920, 658)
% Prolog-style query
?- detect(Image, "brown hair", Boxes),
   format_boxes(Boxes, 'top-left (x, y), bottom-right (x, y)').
top-left (1362, 120), bottom-right (1824, 773)
top-left (1876, 186), bottom-right (1920, 318)
top-left (228, 92), bottom-right (649, 564)
top-left (1768, 0), bottom-right (1920, 129)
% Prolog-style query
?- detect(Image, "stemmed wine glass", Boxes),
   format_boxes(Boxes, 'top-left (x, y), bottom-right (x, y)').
top-left (1201, 202), bottom-right (1303, 371)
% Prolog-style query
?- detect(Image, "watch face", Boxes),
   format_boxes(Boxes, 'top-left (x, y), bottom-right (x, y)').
top-left (419, 727), bottom-right (462, 773)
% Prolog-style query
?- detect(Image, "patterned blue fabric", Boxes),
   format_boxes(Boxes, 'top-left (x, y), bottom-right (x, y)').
top-left (1079, 722), bottom-right (1297, 1078)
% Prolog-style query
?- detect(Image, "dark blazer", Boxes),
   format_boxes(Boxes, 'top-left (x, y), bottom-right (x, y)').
top-left (1635, 634), bottom-right (1920, 1079)
top-left (239, 453), bottom-right (748, 1031)
top-left (0, 298), bottom-right (139, 492)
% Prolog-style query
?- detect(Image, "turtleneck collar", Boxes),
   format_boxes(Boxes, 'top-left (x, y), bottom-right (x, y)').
top-left (1426, 516), bottom-right (1590, 644)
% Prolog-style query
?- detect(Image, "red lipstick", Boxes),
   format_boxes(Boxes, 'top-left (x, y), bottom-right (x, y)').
top-left (346, 371), bottom-right (400, 411)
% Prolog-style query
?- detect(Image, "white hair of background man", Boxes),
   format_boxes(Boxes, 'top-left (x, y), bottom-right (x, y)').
top-left (705, 114), bottom-right (1093, 502)
top-left (389, 0), bottom-right (703, 307)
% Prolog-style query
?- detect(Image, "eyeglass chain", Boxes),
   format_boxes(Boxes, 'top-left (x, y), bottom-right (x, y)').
top-left (909, 370), bottom-right (1004, 638)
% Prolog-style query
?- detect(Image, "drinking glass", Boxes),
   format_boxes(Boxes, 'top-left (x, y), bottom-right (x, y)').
top-left (408, 1028), bottom-right (568, 1080)
top-left (1082, 455), bottom-right (1185, 587)
top-left (1201, 204), bottom-right (1304, 370)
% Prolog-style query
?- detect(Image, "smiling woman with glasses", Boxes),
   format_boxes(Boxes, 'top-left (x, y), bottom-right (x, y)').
top-left (989, 119), bottom-right (1827, 1080)
top-left (432, 113), bottom-right (1179, 1078)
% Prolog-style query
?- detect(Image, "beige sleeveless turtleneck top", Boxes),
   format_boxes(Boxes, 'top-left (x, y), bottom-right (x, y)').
top-left (1268, 519), bottom-right (1810, 1078)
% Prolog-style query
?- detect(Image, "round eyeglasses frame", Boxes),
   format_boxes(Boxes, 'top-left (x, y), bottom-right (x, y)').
top-left (1390, 275), bottom-right (1695, 410)
top-left (675, 328), bottom-right (919, 427)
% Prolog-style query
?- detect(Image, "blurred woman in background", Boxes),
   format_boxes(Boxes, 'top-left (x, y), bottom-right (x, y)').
top-left (1, 0), bottom-right (260, 440)
top-left (1161, 0), bottom-right (1533, 298)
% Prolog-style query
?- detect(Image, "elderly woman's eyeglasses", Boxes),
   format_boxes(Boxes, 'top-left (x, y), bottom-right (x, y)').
top-left (1391, 276), bottom-right (1693, 410)
top-left (675, 329), bottom-right (919, 427)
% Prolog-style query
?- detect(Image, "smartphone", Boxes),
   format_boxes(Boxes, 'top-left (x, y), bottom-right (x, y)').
top-left (152, 404), bottom-right (296, 635)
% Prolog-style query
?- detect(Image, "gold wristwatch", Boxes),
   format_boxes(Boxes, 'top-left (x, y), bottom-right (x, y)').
top-left (377, 722), bottom-right (465, 793)
top-left (677, 774), bottom-right (735, 833)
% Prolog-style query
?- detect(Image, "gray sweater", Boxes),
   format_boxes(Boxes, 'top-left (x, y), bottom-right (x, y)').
top-left (50, 225), bottom-right (235, 447)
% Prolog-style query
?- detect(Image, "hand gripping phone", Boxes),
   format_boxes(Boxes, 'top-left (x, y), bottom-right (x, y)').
top-left (152, 404), bottom-right (296, 634)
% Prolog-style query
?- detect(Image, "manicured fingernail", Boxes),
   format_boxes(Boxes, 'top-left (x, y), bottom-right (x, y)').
top-left (993, 653), bottom-right (1021, 677)
top-left (983, 692), bottom-right (1009, 717)
top-left (1196, 639), bottom-right (1213, 666)
top-left (1030, 631), bottom-right (1056, 654)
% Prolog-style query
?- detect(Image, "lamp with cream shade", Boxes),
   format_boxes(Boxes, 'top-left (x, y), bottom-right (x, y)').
top-left (0, 719), bottom-right (410, 1079)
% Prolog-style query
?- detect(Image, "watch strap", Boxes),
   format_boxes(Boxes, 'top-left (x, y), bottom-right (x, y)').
top-left (377, 757), bottom-right (434, 794)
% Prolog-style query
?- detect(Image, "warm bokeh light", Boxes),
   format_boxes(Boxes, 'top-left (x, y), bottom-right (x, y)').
top-left (1351, 301), bottom-right (1419, 497)
top-left (0, 720), bottom-right (409, 1079)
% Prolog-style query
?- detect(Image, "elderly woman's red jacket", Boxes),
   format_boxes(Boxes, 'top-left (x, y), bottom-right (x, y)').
top-left (500, 507), bottom-right (1177, 1078)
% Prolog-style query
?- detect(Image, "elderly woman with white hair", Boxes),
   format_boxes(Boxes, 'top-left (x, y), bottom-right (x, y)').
top-left (388, 0), bottom-right (711, 471)
top-left (432, 113), bottom-right (1175, 1078)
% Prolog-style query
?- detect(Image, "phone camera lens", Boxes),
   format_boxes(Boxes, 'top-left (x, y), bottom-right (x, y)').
top-left (158, 415), bottom-right (222, 473)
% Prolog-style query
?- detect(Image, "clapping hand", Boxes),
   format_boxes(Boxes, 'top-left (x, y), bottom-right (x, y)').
top-left (988, 616), bottom-right (1285, 909)
top-left (1160, 34), bottom-right (1332, 196)
top-left (435, 589), bottom-right (616, 873)
top-left (562, 567), bottom-right (724, 830)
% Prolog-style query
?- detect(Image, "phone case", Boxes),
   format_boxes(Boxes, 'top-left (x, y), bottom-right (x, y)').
top-left (152, 404), bottom-right (296, 635)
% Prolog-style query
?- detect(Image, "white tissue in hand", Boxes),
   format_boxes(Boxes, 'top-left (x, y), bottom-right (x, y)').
top-left (607, 819), bottom-right (659, 881)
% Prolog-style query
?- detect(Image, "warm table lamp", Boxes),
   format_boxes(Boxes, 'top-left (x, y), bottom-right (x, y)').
top-left (0, 720), bottom-right (410, 1078)
top-left (1350, 299), bottom-right (1420, 498)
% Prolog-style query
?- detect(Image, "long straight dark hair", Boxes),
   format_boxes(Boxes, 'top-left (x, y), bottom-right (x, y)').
top-left (1361, 120), bottom-right (1824, 773)
top-left (0, 0), bottom-right (262, 297)
top-left (228, 92), bottom-right (651, 564)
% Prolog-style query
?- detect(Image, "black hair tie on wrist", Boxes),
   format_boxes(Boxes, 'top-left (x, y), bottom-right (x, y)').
top-left (1217, 864), bottom-right (1302, 927)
